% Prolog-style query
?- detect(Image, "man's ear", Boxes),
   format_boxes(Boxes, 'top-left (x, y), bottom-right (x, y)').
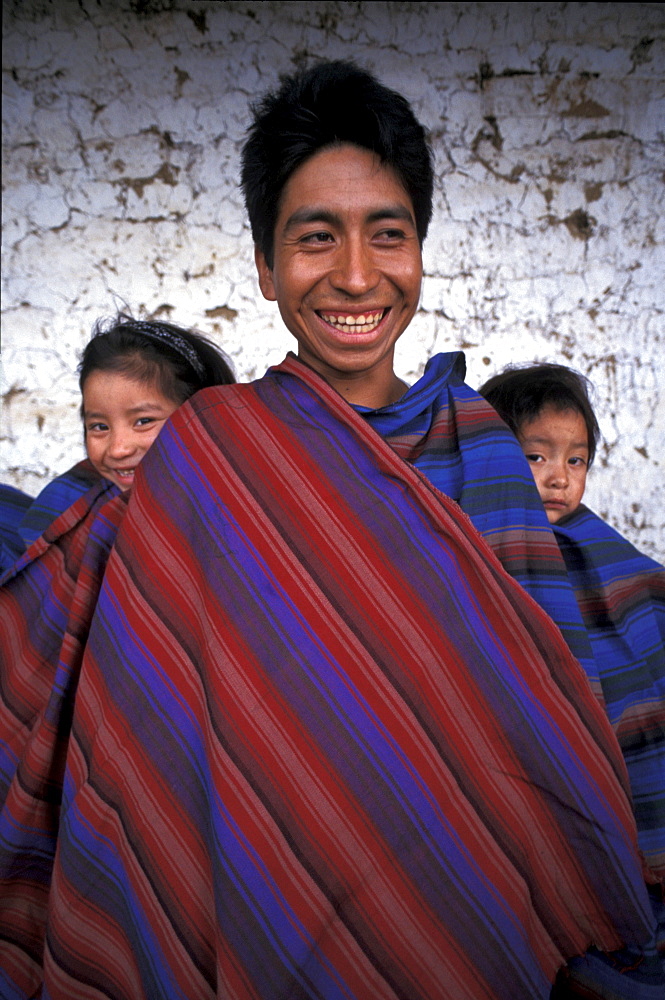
top-left (255, 246), bottom-right (277, 302)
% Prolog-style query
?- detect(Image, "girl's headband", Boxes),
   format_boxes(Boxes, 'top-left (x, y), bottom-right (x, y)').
top-left (135, 323), bottom-right (206, 380)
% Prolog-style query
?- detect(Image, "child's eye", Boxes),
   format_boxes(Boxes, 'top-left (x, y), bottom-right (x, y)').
top-left (569, 456), bottom-right (587, 467)
top-left (86, 422), bottom-right (108, 433)
top-left (135, 416), bottom-right (157, 427)
top-left (524, 453), bottom-right (544, 464)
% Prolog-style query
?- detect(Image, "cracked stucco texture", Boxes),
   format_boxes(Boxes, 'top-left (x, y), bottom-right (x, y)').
top-left (2, 0), bottom-right (664, 560)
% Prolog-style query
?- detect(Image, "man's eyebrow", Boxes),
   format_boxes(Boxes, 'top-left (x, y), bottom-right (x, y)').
top-left (366, 205), bottom-right (415, 225)
top-left (283, 204), bottom-right (415, 231)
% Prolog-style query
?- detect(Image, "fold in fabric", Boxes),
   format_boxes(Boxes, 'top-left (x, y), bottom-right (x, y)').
top-left (1, 355), bottom-right (649, 1000)
top-left (356, 352), bottom-right (599, 691)
top-left (554, 506), bottom-right (665, 880)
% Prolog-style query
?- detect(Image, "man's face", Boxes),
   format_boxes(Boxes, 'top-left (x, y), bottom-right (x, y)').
top-left (255, 143), bottom-right (423, 406)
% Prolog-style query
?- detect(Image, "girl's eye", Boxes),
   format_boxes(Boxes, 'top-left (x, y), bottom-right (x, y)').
top-left (136, 417), bottom-right (156, 427)
top-left (569, 456), bottom-right (587, 467)
top-left (87, 422), bottom-right (108, 433)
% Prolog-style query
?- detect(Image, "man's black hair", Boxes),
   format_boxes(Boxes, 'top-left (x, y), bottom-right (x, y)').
top-left (241, 60), bottom-right (434, 268)
top-left (478, 363), bottom-right (601, 466)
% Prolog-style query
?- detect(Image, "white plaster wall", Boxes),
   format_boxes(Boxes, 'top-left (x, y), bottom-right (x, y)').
top-left (2, 0), bottom-right (664, 560)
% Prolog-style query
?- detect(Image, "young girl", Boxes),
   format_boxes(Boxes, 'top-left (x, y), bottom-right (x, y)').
top-left (6, 314), bottom-right (235, 562)
top-left (78, 314), bottom-right (235, 492)
top-left (480, 362), bottom-right (665, 991)
top-left (478, 362), bottom-right (599, 524)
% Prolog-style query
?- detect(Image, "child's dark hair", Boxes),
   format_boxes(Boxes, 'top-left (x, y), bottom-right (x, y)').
top-left (241, 60), bottom-right (434, 269)
top-left (478, 363), bottom-right (600, 466)
top-left (78, 313), bottom-right (235, 408)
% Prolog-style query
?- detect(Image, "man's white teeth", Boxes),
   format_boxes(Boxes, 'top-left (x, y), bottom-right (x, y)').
top-left (322, 310), bottom-right (384, 332)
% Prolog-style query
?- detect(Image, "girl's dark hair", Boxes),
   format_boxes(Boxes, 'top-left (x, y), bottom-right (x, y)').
top-left (78, 313), bottom-right (235, 407)
top-left (478, 363), bottom-right (601, 466)
top-left (241, 60), bottom-right (434, 269)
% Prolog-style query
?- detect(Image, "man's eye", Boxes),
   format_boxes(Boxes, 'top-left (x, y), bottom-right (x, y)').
top-left (301, 231), bottom-right (333, 244)
top-left (376, 228), bottom-right (406, 241)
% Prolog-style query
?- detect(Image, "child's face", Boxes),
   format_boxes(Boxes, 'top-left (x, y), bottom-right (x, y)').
top-left (82, 371), bottom-right (179, 490)
top-left (517, 405), bottom-right (589, 524)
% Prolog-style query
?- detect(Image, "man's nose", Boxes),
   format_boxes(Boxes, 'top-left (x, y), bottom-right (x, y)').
top-left (330, 237), bottom-right (380, 296)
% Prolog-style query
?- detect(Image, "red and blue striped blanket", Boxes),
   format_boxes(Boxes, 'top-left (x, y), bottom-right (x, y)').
top-left (555, 506), bottom-right (665, 879)
top-left (1, 354), bottom-right (653, 999)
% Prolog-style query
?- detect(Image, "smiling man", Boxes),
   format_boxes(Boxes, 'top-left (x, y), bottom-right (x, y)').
top-left (254, 142), bottom-right (422, 407)
top-left (1, 62), bottom-right (659, 1000)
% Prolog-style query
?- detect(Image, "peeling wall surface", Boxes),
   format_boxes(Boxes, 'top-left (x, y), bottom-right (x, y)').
top-left (2, 0), bottom-right (664, 559)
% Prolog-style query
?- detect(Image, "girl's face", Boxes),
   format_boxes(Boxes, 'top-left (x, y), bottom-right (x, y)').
top-left (517, 404), bottom-right (589, 524)
top-left (82, 370), bottom-right (179, 490)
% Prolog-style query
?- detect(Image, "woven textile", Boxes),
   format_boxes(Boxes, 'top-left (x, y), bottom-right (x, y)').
top-left (357, 353), bottom-right (598, 691)
top-left (0, 462), bottom-right (103, 577)
top-left (0, 485), bottom-right (33, 574)
top-left (0, 355), bottom-right (653, 1000)
top-left (18, 460), bottom-right (103, 550)
top-left (554, 505), bottom-right (665, 880)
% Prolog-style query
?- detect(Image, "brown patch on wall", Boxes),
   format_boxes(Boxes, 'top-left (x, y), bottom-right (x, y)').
top-left (116, 161), bottom-right (180, 199)
top-left (473, 116), bottom-right (503, 152)
top-left (174, 67), bottom-right (191, 98)
top-left (150, 303), bottom-right (174, 318)
top-left (184, 263), bottom-right (215, 281)
top-left (563, 99), bottom-right (610, 118)
top-left (477, 62), bottom-right (494, 90)
top-left (154, 162), bottom-right (179, 186)
top-left (129, 0), bottom-right (174, 17)
top-left (470, 117), bottom-right (525, 183)
top-left (576, 129), bottom-right (627, 142)
top-left (563, 208), bottom-right (596, 240)
top-left (2, 385), bottom-right (27, 404)
top-left (205, 306), bottom-right (238, 321)
top-left (584, 182), bottom-right (603, 203)
top-left (187, 9), bottom-right (208, 34)
top-left (631, 38), bottom-right (654, 66)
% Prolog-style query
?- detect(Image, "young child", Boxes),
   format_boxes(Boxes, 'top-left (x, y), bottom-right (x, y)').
top-left (5, 313), bottom-right (235, 564)
top-left (480, 362), bottom-right (665, 987)
top-left (78, 313), bottom-right (235, 492)
top-left (478, 362), bottom-right (599, 524)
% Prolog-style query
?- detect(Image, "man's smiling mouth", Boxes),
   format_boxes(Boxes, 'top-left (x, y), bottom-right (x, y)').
top-left (318, 309), bottom-right (387, 333)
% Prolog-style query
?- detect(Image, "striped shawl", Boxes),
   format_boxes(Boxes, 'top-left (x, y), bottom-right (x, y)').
top-left (0, 354), bottom-right (653, 1000)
